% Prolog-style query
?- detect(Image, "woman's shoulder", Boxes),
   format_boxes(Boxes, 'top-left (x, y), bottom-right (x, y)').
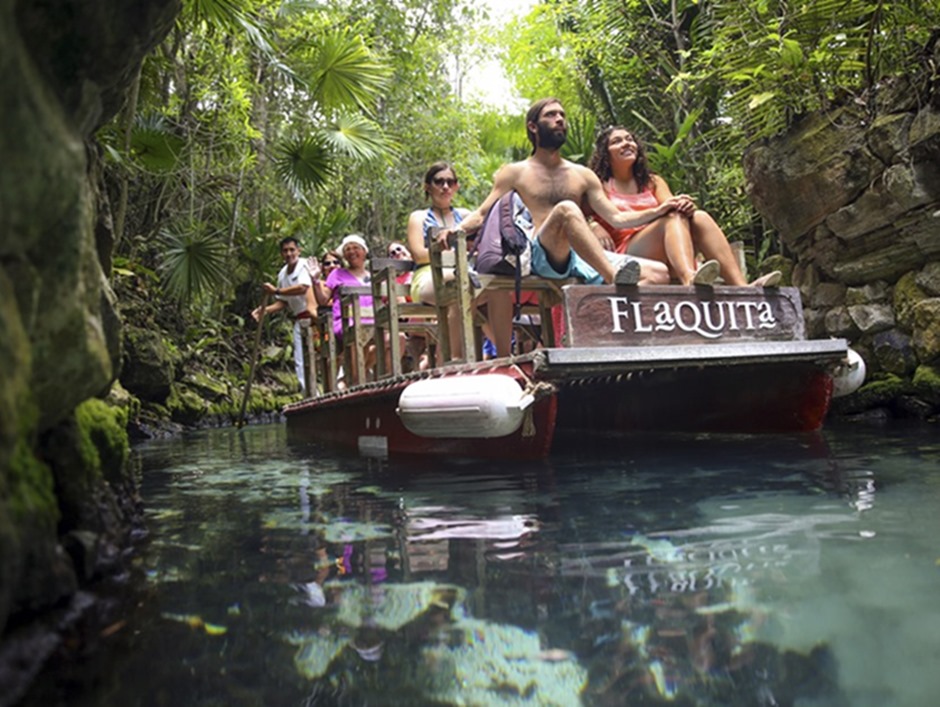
top-left (408, 207), bottom-right (433, 226)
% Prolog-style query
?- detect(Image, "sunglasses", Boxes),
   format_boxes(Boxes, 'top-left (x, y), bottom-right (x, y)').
top-left (432, 177), bottom-right (457, 188)
top-left (388, 246), bottom-right (408, 257)
top-left (322, 259), bottom-right (340, 267)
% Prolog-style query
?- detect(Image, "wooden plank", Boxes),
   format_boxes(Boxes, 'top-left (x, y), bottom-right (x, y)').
top-left (534, 339), bottom-right (847, 376)
top-left (563, 285), bottom-right (806, 347)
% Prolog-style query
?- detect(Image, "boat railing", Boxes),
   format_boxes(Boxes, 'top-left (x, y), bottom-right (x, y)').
top-left (303, 235), bottom-right (632, 395)
top-left (371, 259), bottom-right (444, 379)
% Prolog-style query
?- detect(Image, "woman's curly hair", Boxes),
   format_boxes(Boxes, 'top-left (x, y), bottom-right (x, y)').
top-left (588, 126), bottom-right (652, 191)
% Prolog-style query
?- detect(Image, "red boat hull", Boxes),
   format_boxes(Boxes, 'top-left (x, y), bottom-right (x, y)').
top-left (284, 364), bottom-right (557, 459)
top-left (554, 362), bottom-right (833, 435)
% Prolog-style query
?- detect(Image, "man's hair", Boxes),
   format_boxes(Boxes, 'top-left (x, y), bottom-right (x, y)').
top-left (525, 97), bottom-right (562, 153)
top-left (279, 236), bottom-right (301, 250)
top-left (587, 125), bottom-right (652, 191)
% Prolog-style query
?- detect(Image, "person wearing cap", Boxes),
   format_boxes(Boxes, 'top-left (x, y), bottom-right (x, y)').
top-left (313, 234), bottom-right (377, 383)
top-left (252, 236), bottom-right (315, 392)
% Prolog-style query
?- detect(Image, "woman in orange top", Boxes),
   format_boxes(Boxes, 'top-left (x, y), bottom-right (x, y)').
top-left (588, 126), bottom-right (780, 287)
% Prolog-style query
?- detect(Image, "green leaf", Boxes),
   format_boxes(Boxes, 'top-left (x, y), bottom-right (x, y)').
top-left (747, 91), bottom-right (777, 110)
top-left (323, 113), bottom-right (397, 162)
top-left (273, 135), bottom-right (333, 193)
top-left (309, 30), bottom-right (389, 112)
top-left (158, 228), bottom-right (230, 303)
top-left (129, 113), bottom-right (184, 172)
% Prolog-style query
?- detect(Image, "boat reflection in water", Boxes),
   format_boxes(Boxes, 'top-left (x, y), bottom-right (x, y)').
top-left (275, 443), bottom-right (848, 706)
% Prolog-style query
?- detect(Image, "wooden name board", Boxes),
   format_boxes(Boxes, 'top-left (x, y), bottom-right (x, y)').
top-left (563, 285), bottom-right (805, 347)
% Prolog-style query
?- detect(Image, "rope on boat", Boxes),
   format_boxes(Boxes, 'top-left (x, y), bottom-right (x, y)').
top-left (511, 363), bottom-right (557, 438)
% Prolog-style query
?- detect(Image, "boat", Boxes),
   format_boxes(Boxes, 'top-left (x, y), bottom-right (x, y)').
top-left (284, 240), bottom-right (863, 459)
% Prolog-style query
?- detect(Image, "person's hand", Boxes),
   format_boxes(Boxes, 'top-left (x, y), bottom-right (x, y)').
top-left (306, 256), bottom-right (321, 281)
top-left (589, 220), bottom-right (615, 251)
top-left (261, 282), bottom-right (278, 295)
top-left (675, 194), bottom-right (696, 216)
top-left (251, 306), bottom-right (263, 322)
top-left (434, 227), bottom-right (458, 250)
top-left (671, 194), bottom-right (697, 216)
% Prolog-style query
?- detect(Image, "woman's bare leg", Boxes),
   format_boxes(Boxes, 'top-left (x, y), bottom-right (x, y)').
top-left (688, 210), bottom-right (747, 286)
top-left (627, 212), bottom-right (699, 285)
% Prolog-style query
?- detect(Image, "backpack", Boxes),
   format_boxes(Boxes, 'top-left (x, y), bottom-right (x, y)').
top-left (472, 190), bottom-right (532, 319)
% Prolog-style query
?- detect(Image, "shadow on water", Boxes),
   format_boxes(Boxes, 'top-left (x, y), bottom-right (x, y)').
top-left (19, 420), bottom-right (940, 706)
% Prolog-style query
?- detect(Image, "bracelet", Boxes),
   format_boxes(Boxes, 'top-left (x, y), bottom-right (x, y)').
top-left (275, 288), bottom-right (281, 295)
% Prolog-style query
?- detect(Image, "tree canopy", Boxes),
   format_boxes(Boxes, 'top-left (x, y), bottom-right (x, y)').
top-left (104, 0), bottom-right (938, 333)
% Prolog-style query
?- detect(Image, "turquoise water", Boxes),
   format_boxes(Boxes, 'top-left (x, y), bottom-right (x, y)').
top-left (26, 422), bottom-right (940, 705)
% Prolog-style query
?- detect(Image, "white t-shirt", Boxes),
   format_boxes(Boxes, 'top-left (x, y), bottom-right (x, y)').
top-left (276, 261), bottom-right (313, 316)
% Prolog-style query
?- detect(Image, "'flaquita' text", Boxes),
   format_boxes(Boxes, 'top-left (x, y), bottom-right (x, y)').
top-left (608, 297), bottom-right (779, 339)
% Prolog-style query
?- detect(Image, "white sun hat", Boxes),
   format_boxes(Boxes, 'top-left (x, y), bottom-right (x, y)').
top-left (339, 233), bottom-right (369, 254)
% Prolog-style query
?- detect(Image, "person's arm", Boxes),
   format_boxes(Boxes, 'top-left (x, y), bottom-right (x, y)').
top-left (584, 169), bottom-right (672, 230)
top-left (312, 271), bottom-right (336, 307)
top-left (261, 281), bottom-right (309, 298)
top-left (444, 163), bottom-right (520, 242)
top-left (251, 294), bottom-right (286, 321)
top-left (406, 209), bottom-right (430, 265)
top-left (650, 174), bottom-right (696, 216)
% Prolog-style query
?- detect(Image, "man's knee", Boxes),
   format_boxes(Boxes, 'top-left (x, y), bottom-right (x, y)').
top-left (552, 200), bottom-right (584, 224)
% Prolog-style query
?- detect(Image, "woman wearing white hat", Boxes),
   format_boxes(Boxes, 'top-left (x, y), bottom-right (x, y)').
top-left (313, 234), bottom-right (376, 384)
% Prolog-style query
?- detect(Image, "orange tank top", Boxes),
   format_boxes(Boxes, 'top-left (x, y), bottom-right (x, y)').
top-left (596, 183), bottom-right (659, 253)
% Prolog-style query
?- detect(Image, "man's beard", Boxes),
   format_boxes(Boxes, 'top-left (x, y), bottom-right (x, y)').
top-left (537, 121), bottom-right (567, 150)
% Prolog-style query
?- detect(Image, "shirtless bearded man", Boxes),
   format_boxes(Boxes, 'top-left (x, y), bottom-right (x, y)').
top-left (446, 97), bottom-right (669, 357)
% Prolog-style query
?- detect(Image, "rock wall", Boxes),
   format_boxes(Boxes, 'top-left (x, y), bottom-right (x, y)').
top-left (743, 60), bottom-right (940, 419)
top-left (0, 0), bottom-right (179, 699)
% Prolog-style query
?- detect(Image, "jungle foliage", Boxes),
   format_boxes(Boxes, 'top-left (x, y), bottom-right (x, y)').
top-left (104, 0), bottom-right (937, 363)
top-left (505, 0), bottom-right (939, 253)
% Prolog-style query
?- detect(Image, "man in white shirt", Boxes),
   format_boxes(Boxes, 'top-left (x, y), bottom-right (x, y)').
top-left (252, 237), bottom-right (315, 392)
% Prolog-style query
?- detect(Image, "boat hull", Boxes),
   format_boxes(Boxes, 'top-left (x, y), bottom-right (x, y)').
top-left (284, 363), bottom-right (557, 459)
top-left (537, 341), bottom-right (844, 435)
top-left (554, 361), bottom-right (833, 434)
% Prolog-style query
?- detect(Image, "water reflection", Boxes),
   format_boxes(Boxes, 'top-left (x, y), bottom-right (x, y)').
top-left (23, 423), bottom-right (940, 706)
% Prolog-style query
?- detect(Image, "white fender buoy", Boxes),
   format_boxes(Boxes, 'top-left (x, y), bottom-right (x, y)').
top-left (397, 375), bottom-right (534, 438)
top-left (832, 347), bottom-right (866, 398)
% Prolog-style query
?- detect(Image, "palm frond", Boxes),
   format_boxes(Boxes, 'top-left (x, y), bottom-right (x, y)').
top-left (159, 227), bottom-right (230, 303)
top-left (560, 111), bottom-right (596, 165)
top-left (273, 135), bottom-right (334, 192)
top-left (182, 0), bottom-right (250, 29)
top-left (130, 113), bottom-right (185, 172)
top-left (309, 29), bottom-right (389, 112)
top-left (322, 113), bottom-right (398, 162)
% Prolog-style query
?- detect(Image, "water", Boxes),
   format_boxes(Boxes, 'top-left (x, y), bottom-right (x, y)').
top-left (25, 422), bottom-right (940, 706)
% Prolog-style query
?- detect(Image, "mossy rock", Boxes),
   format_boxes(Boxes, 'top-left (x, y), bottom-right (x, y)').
top-left (166, 383), bottom-right (210, 426)
top-left (184, 371), bottom-right (229, 402)
top-left (43, 399), bottom-right (131, 529)
top-left (912, 364), bottom-right (940, 406)
top-left (74, 399), bottom-right (129, 486)
top-left (105, 380), bottom-right (141, 422)
top-left (892, 271), bottom-right (928, 331)
top-left (829, 373), bottom-right (911, 415)
top-left (121, 325), bottom-right (177, 402)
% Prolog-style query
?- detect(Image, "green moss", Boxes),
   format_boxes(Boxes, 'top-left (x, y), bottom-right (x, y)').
top-left (912, 364), bottom-right (940, 405)
top-left (186, 371), bottom-right (229, 401)
top-left (106, 380), bottom-right (141, 421)
top-left (7, 435), bottom-right (58, 528)
top-left (74, 398), bottom-right (129, 484)
top-left (830, 373), bottom-right (911, 415)
top-left (893, 271), bottom-right (928, 331)
top-left (166, 383), bottom-right (209, 425)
